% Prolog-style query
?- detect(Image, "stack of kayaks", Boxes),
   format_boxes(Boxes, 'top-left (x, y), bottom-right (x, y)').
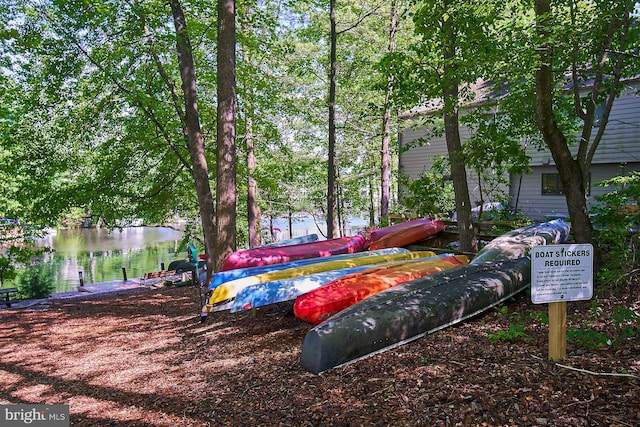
top-left (208, 247), bottom-right (409, 289)
top-left (202, 249), bottom-right (436, 313)
top-left (231, 253), bottom-right (451, 314)
top-left (293, 254), bottom-right (469, 324)
top-left (299, 219), bottom-right (570, 374)
top-left (220, 235), bottom-right (368, 271)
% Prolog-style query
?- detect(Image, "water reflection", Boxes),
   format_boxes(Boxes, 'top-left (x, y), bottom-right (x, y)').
top-left (36, 227), bottom-right (186, 293)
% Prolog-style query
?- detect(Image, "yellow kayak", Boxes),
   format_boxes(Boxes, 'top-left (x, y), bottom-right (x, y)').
top-left (203, 250), bottom-right (436, 312)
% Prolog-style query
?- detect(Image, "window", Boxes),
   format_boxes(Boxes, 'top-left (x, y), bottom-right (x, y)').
top-left (542, 173), bottom-right (564, 195)
top-left (541, 173), bottom-right (591, 196)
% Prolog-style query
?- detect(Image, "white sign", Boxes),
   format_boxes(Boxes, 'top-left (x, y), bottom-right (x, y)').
top-left (531, 244), bottom-right (594, 304)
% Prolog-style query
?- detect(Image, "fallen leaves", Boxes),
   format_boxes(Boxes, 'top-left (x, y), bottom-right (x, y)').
top-left (0, 283), bottom-right (637, 426)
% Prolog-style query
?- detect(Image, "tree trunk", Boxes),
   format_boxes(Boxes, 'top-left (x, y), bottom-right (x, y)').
top-left (326, 0), bottom-right (339, 239)
top-left (380, 0), bottom-right (398, 226)
top-left (241, 12), bottom-right (261, 249)
top-left (215, 0), bottom-right (237, 270)
top-left (534, 0), bottom-right (594, 247)
top-left (368, 161), bottom-right (376, 227)
top-left (246, 113), bottom-right (260, 248)
top-left (442, 1), bottom-right (476, 253)
top-left (169, 0), bottom-right (217, 283)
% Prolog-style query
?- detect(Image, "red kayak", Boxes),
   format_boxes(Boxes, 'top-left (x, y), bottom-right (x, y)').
top-left (220, 235), bottom-right (367, 271)
top-left (369, 218), bottom-right (445, 250)
top-left (369, 217), bottom-right (433, 242)
top-left (293, 254), bottom-right (469, 324)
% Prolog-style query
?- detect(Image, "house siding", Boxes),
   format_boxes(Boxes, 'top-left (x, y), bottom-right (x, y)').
top-left (399, 123), bottom-right (510, 208)
top-left (399, 80), bottom-right (640, 221)
top-left (511, 163), bottom-right (640, 221)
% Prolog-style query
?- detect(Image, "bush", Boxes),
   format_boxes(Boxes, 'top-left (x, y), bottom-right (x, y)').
top-left (400, 155), bottom-right (456, 219)
top-left (17, 264), bottom-right (56, 299)
top-left (591, 171), bottom-right (640, 286)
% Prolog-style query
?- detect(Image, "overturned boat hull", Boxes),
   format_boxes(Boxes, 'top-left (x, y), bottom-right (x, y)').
top-left (300, 258), bottom-right (531, 374)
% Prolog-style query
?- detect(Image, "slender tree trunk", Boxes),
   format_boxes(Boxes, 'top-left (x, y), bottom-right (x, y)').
top-left (215, 0), bottom-right (237, 270)
top-left (241, 12), bottom-right (261, 249)
top-left (368, 159), bottom-right (376, 227)
top-left (534, 0), bottom-right (593, 247)
top-left (327, 0), bottom-right (339, 239)
top-left (246, 113), bottom-right (260, 248)
top-left (169, 0), bottom-right (217, 283)
top-left (442, 1), bottom-right (476, 253)
top-left (380, 0), bottom-right (398, 226)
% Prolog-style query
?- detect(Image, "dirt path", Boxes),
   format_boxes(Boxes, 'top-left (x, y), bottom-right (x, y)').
top-left (0, 286), bottom-right (638, 426)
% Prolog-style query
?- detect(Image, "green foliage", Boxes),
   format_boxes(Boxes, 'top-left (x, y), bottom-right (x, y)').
top-left (487, 306), bottom-right (542, 343)
top-left (568, 306), bottom-right (639, 350)
top-left (399, 155), bottom-right (455, 218)
top-left (567, 327), bottom-right (612, 350)
top-left (488, 323), bottom-right (529, 343)
top-left (0, 255), bottom-right (17, 287)
top-left (611, 307), bottom-right (639, 341)
top-left (17, 263), bottom-right (56, 299)
top-left (591, 171), bottom-right (640, 286)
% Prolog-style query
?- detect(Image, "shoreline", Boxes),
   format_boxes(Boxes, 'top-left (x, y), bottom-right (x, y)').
top-left (1, 275), bottom-right (183, 310)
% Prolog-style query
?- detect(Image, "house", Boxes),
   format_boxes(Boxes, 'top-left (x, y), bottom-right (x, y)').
top-left (397, 78), bottom-right (640, 222)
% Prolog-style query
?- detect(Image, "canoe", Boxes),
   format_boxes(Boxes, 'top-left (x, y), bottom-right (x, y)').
top-left (368, 219), bottom-right (445, 250)
top-left (470, 219), bottom-right (569, 264)
top-left (221, 235), bottom-right (367, 271)
top-left (293, 254), bottom-right (469, 324)
top-left (206, 247), bottom-right (409, 289)
top-left (203, 250), bottom-right (436, 313)
top-left (231, 253), bottom-right (446, 313)
top-left (298, 219), bottom-right (570, 374)
top-left (300, 257), bottom-right (532, 374)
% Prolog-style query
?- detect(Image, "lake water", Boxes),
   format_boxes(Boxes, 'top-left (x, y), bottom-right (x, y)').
top-left (35, 227), bottom-right (187, 293)
top-left (26, 216), bottom-right (369, 294)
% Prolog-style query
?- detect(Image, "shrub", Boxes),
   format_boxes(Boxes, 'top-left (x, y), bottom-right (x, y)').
top-left (400, 155), bottom-right (456, 219)
top-left (17, 264), bottom-right (56, 299)
top-left (591, 171), bottom-right (640, 286)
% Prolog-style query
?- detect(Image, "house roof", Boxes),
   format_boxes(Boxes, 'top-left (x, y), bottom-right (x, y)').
top-left (399, 75), bottom-right (640, 120)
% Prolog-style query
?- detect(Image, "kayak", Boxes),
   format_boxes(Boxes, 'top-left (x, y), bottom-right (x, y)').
top-left (231, 253), bottom-right (447, 313)
top-left (293, 254), bottom-right (469, 324)
top-left (298, 219), bottom-right (570, 374)
top-left (369, 219), bottom-right (445, 250)
top-left (369, 217), bottom-right (435, 243)
top-left (221, 235), bottom-right (368, 271)
top-left (259, 234), bottom-right (319, 248)
top-left (206, 247), bottom-right (409, 289)
top-left (300, 257), bottom-right (532, 374)
top-left (203, 250), bottom-right (436, 313)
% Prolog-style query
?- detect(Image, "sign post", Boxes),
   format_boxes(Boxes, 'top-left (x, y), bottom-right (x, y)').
top-left (531, 244), bottom-right (594, 360)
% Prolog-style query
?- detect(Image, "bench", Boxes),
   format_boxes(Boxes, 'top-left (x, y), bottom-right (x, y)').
top-left (0, 287), bottom-right (19, 308)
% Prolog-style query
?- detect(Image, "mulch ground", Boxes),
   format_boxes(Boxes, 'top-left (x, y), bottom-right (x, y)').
top-left (0, 281), bottom-right (638, 426)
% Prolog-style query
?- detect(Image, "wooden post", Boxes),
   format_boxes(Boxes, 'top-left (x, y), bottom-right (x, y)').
top-left (122, 267), bottom-right (128, 282)
top-left (161, 262), bottom-right (165, 271)
top-left (78, 271), bottom-right (84, 287)
top-left (549, 301), bottom-right (567, 360)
